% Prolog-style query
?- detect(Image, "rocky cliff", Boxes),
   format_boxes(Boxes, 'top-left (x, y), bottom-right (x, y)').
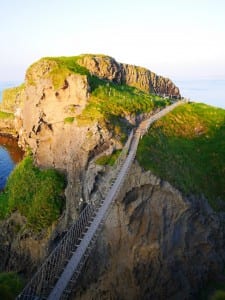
top-left (1, 55), bottom-right (224, 299)
top-left (72, 163), bottom-right (225, 300)
top-left (77, 55), bottom-right (181, 97)
top-left (11, 54), bottom-right (181, 224)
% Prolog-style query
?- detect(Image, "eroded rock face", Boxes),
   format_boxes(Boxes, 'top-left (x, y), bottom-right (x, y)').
top-left (0, 212), bottom-right (50, 276)
top-left (0, 118), bottom-right (15, 136)
top-left (14, 70), bottom-right (120, 224)
top-left (73, 163), bottom-right (225, 300)
top-left (78, 55), bottom-right (181, 97)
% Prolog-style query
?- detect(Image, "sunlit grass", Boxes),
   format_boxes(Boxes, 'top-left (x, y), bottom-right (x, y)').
top-left (0, 156), bottom-right (66, 231)
top-left (137, 103), bottom-right (225, 209)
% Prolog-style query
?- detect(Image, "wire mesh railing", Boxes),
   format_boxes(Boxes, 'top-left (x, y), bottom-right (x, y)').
top-left (16, 129), bottom-right (134, 300)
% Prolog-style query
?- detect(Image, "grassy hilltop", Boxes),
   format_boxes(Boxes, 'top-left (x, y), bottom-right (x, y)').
top-left (137, 102), bottom-right (225, 209)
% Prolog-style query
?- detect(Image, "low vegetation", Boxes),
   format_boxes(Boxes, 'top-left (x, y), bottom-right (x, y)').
top-left (78, 76), bottom-right (171, 141)
top-left (137, 103), bottom-right (225, 209)
top-left (82, 76), bottom-right (170, 119)
top-left (0, 111), bottom-right (14, 119)
top-left (64, 116), bottom-right (75, 124)
top-left (26, 56), bottom-right (89, 89)
top-left (198, 279), bottom-right (225, 300)
top-left (0, 156), bottom-right (65, 231)
top-left (95, 149), bottom-right (122, 166)
top-left (0, 272), bottom-right (24, 300)
top-left (0, 84), bottom-right (25, 112)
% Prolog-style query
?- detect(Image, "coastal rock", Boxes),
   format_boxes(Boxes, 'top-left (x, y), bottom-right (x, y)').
top-left (0, 212), bottom-right (50, 276)
top-left (73, 163), bottom-right (225, 300)
top-left (14, 66), bottom-right (120, 224)
top-left (77, 55), bottom-right (122, 83)
top-left (0, 118), bottom-right (16, 136)
top-left (78, 54), bottom-right (181, 97)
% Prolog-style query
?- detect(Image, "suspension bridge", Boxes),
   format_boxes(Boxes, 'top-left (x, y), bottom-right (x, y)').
top-left (17, 100), bottom-right (184, 300)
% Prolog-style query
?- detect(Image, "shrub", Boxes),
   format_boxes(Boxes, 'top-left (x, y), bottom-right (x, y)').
top-left (0, 272), bottom-right (24, 300)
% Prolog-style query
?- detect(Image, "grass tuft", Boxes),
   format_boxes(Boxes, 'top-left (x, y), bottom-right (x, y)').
top-left (0, 111), bottom-right (14, 119)
top-left (95, 149), bottom-right (122, 166)
top-left (64, 117), bottom-right (75, 124)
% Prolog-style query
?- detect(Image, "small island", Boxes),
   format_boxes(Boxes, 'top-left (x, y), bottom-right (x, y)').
top-left (0, 54), bottom-right (224, 300)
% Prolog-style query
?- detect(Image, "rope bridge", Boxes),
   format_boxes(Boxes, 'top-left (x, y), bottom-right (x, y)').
top-left (17, 100), bottom-right (184, 300)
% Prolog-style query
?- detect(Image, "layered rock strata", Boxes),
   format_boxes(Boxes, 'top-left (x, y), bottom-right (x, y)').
top-left (77, 55), bottom-right (181, 97)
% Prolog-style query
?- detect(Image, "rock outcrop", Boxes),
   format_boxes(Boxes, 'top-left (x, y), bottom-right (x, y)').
top-left (0, 212), bottom-right (51, 277)
top-left (72, 163), bottom-right (225, 300)
top-left (13, 54), bottom-right (180, 224)
top-left (0, 118), bottom-right (15, 136)
top-left (14, 74), bottom-right (115, 223)
top-left (2, 54), bottom-right (223, 299)
top-left (77, 55), bottom-right (181, 97)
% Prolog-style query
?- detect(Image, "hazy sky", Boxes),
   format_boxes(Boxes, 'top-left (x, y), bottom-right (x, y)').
top-left (1, 0), bottom-right (225, 82)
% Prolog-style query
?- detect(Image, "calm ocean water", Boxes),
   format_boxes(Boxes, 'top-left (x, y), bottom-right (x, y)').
top-left (0, 136), bottom-right (24, 190)
top-left (175, 79), bottom-right (225, 109)
top-left (0, 82), bottom-right (23, 189)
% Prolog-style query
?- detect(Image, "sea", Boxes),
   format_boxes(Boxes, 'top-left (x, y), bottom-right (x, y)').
top-left (0, 79), bottom-right (224, 189)
top-left (175, 79), bottom-right (225, 109)
top-left (0, 81), bottom-right (23, 190)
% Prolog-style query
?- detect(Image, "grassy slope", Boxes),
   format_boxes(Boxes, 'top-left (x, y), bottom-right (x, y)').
top-left (0, 156), bottom-right (65, 231)
top-left (0, 84), bottom-right (25, 113)
top-left (137, 102), bottom-right (225, 209)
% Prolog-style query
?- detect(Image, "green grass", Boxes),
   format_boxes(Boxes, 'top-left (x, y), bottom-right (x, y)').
top-left (0, 272), bottom-right (24, 300)
top-left (0, 84), bottom-right (25, 112)
top-left (64, 116), bottom-right (75, 124)
top-left (25, 55), bottom-right (172, 142)
top-left (198, 279), bottom-right (225, 299)
top-left (78, 76), bottom-right (172, 141)
top-left (95, 149), bottom-right (122, 166)
top-left (26, 56), bottom-right (89, 89)
top-left (0, 111), bottom-right (14, 119)
top-left (137, 103), bottom-right (225, 209)
top-left (0, 156), bottom-right (66, 231)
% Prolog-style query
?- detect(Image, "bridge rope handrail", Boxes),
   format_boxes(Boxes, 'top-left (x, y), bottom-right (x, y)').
top-left (17, 100), bottom-right (184, 300)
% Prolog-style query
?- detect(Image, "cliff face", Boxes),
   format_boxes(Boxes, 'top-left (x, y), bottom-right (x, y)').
top-left (13, 54), bottom-right (180, 223)
top-left (0, 117), bottom-right (15, 136)
top-left (2, 55), bottom-right (223, 298)
top-left (73, 163), bottom-right (225, 300)
top-left (14, 72), bottom-right (116, 223)
top-left (77, 55), bottom-right (181, 97)
top-left (0, 212), bottom-right (51, 277)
